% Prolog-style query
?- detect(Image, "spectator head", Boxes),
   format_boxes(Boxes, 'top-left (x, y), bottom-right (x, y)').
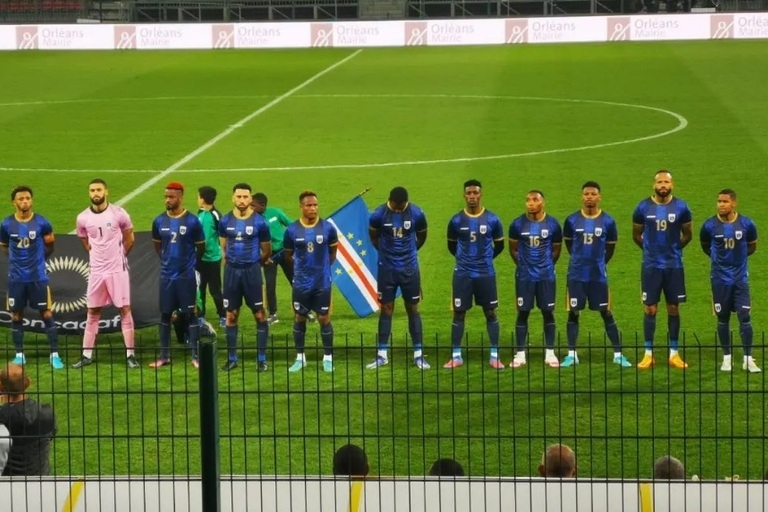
top-left (538, 444), bottom-right (577, 478)
top-left (654, 455), bottom-right (685, 480)
top-left (251, 193), bottom-right (268, 213)
top-left (198, 186), bottom-right (217, 207)
top-left (333, 444), bottom-right (369, 477)
top-left (0, 363), bottom-right (31, 401)
top-left (428, 458), bottom-right (465, 477)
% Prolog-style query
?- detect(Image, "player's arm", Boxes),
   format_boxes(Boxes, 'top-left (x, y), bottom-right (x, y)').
top-left (632, 224), bottom-right (644, 249)
top-left (552, 242), bottom-right (562, 264)
top-left (282, 229), bottom-right (294, 273)
top-left (551, 223), bottom-right (563, 263)
top-left (508, 221), bottom-right (520, 264)
top-left (605, 242), bottom-right (616, 264)
top-left (152, 240), bottom-right (162, 257)
top-left (368, 210), bottom-right (381, 250)
top-left (368, 227), bottom-right (380, 250)
top-left (699, 223), bottom-right (711, 257)
top-left (415, 210), bottom-right (428, 250)
top-left (328, 226), bottom-right (339, 265)
top-left (562, 218), bottom-right (573, 255)
top-left (491, 218), bottom-right (504, 258)
top-left (747, 221), bottom-right (758, 256)
top-left (259, 222), bottom-right (272, 264)
top-left (0, 224), bottom-right (10, 255)
top-left (680, 222), bottom-right (693, 249)
top-left (219, 237), bottom-right (227, 266)
top-left (446, 218), bottom-right (457, 256)
top-left (43, 234), bottom-right (55, 258)
top-left (195, 241), bottom-right (205, 262)
top-left (122, 228), bottom-right (135, 255)
top-left (493, 238), bottom-right (504, 258)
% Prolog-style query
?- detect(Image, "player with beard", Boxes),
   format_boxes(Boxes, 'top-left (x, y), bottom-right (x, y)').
top-left (632, 170), bottom-right (693, 370)
top-left (72, 179), bottom-right (139, 369)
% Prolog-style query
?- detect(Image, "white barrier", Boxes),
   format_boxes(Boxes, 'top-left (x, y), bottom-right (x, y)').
top-left (3, 477), bottom-right (768, 512)
top-left (0, 13), bottom-right (767, 51)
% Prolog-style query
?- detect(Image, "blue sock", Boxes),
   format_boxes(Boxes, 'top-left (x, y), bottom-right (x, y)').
top-left (717, 320), bottom-right (731, 356)
top-left (44, 317), bottom-right (59, 352)
top-left (515, 322), bottom-right (528, 352)
top-left (603, 317), bottom-right (622, 352)
top-left (487, 319), bottom-right (500, 359)
top-left (257, 320), bottom-right (268, 362)
top-left (226, 325), bottom-right (238, 362)
top-left (11, 320), bottom-right (23, 353)
top-left (187, 316), bottom-right (200, 359)
top-left (543, 321), bottom-right (556, 350)
top-left (450, 319), bottom-right (464, 358)
top-left (159, 321), bottom-right (171, 360)
top-left (377, 314), bottom-right (392, 351)
top-left (566, 321), bottom-right (579, 350)
top-left (643, 314), bottom-right (656, 351)
top-left (668, 314), bottom-right (680, 350)
top-left (321, 322), bottom-right (334, 356)
top-left (293, 321), bottom-right (306, 354)
top-left (738, 312), bottom-right (753, 357)
top-left (407, 312), bottom-right (423, 349)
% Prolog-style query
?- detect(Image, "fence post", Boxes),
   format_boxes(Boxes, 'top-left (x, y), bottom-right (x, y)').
top-left (199, 339), bottom-right (221, 512)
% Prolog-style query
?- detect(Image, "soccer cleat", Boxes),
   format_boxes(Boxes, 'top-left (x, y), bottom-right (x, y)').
top-left (267, 314), bottom-right (279, 326)
top-left (489, 358), bottom-right (505, 370)
top-left (509, 356), bottom-right (526, 369)
top-left (366, 356), bottom-right (389, 370)
top-left (127, 354), bottom-right (140, 369)
top-left (50, 355), bottom-right (64, 370)
top-left (149, 358), bottom-right (171, 369)
top-left (192, 358), bottom-right (200, 369)
top-left (414, 356), bottom-right (431, 370)
top-left (743, 358), bottom-right (762, 373)
top-left (443, 358), bottom-right (463, 369)
top-left (560, 355), bottom-right (579, 368)
top-left (544, 355), bottom-right (561, 368)
top-left (323, 360), bottom-right (334, 373)
top-left (221, 360), bottom-right (238, 372)
top-left (721, 359), bottom-right (732, 372)
top-left (637, 354), bottom-right (655, 370)
top-left (11, 354), bottom-right (26, 365)
top-left (668, 354), bottom-right (688, 369)
top-left (613, 355), bottom-right (632, 368)
top-left (72, 356), bottom-right (93, 369)
top-left (257, 361), bottom-right (269, 373)
top-left (219, 317), bottom-right (227, 328)
top-left (289, 360), bottom-right (306, 373)
top-left (199, 320), bottom-right (217, 339)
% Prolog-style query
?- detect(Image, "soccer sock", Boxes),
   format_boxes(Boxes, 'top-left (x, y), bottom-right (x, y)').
top-left (543, 311), bottom-right (556, 350)
top-left (256, 320), bottom-right (268, 362)
top-left (450, 319), bottom-right (465, 358)
top-left (566, 311), bottom-right (579, 351)
top-left (187, 315), bottom-right (200, 359)
top-left (159, 314), bottom-right (172, 361)
top-left (407, 312), bottom-right (423, 355)
top-left (82, 312), bottom-right (100, 359)
top-left (293, 321), bottom-right (307, 355)
top-left (121, 311), bottom-right (135, 357)
top-left (515, 311), bottom-right (530, 353)
top-left (643, 313), bottom-right (656, 354)
top-left (602, 314), bottom-right (622, 353)
top-left (321, 322), bottom-right (334, 357)
top-left (737, 311), bottom-right (753, 357)
top-left (668, 314), bottom-right (681, 352)
top-left (226, 325), bottom-right (238, 362)
top-left (486, 318), bottom-right (500, 359)
top-left (173, 314), bottom-right (187, 344)
top-left (717, 316), bottom-right (731, 356)
top-left (43, 317), bottom-right (59, 354)
top-left (377, 314), bottom-right (392, 352)
top-left (11, 320), bottom-right (23, 354)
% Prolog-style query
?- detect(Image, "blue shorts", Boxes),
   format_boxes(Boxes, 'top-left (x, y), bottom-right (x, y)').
top-left (516, 279), bottom-right (556, 312)
top-left (6, 281), bottom-right (50, 312)
top-left (292, 287), bottom-right (332, 316)
top-left (377, 267), bottom-right (421, 304)
top-left (567, 280), bottom-right (609, 312)
top-left (641, 267), bottom-right (686, 305)
top-left (223, 264), bottom-right (264, 312)
top-left (712, 281), bottom-right (751, 314)
top-left (452, 274), bottom-right (498, 312)
top-left (159, 277), bottom-right (197, 315)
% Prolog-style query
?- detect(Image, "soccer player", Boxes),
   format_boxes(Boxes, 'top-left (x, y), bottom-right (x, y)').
top-left (150, 182), bottom-right (205, 369)
top-left (0, 186), bottom-right (63, 369)
top-left (561, 182), bottom-right (631, 368)
top-left (219, 183), bottom-right (272, 372)
top-left (251, 193), bottom-right (294, 326)
top-left (72, 179), bottom-right (139, 369)
top-left (366, 186), bottom-right (429, 370)
top-left (197, 186), bottom-right (225, 327)
top-left (444, 180), bottom-right (505, 369)
top-left (699, 189), bottom-right (760, 373)
top-left (283, 191), bottom-right (339, 373)
top-left (509, 190), bottom-right (563, 368)
top-left (632, 170), bottom-right (692, 370)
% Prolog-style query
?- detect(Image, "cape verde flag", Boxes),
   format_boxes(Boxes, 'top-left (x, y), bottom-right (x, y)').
top-left (327, 196), bottom-right (380, 317)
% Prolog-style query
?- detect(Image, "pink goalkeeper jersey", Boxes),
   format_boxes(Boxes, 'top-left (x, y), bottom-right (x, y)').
top-left (76, 204), bottom-right (133, 275)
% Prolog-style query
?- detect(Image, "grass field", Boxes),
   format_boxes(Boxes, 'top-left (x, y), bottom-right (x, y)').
top-left (1, 41), bottom-right (767, 480)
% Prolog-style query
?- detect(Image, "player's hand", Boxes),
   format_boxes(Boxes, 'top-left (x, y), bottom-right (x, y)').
top-left (265, 258), bottom-right (274, 265)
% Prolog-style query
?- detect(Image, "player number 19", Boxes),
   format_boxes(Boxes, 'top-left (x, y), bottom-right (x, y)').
top-left (655, 219), bottom-right (668, 231)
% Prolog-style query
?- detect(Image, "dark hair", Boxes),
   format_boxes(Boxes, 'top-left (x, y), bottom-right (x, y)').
top-left (232, 183), bottom-right (252, 193)
top-left (654, 169), bottom-right (672, 179)
top-left (333, 444), bottom-right (369, 476)
top-left (89, 178), bottom-right (107, 187)
top-left (528, 189), bottom-right (545, 198)
top-left (463, 179), bottom-right (482, 189)
top-left (653, 455), bottom-right (685, 480)
top-left (581, 181), bottom-right (601, 192)
top-left (299, 190), bottom-right (317, 203)
top-left (253, 192), bottom-right (268, 205)
top-left (10, 185), bottom-right (32, 200)
top-left (198, 186), bottom-right (217, 205)
top-left (719, 188), bottom-right (737, 200)
top-left (389, 186), bottom-right (408, 204)
top-left (428, 458), bottom-right (465, 477)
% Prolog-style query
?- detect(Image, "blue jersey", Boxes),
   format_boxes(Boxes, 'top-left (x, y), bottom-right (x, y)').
top-left (633, 196), bottom-right (692, 269)
top-left (563, 210), bottom-right (617, 283)
top-left (446, 208), bottom-right (504, 278)
top-left (700, 213), bottom-right (757, 285)
top-left (283, 219), bottom-right (339, 291)
top-left (151, 210), bottom-right (205, 280)
top-left (219, 211), bottom-right (271, 268)
top-left (369, 202), bottom-right (427, 271)
top-left (0, 214), bottom-right (53, 283)
top-left (509, 214), bottom-right (563, 282)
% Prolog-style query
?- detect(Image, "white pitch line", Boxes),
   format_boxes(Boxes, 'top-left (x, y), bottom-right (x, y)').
top-left (112, 49), bottom-right (363, 209)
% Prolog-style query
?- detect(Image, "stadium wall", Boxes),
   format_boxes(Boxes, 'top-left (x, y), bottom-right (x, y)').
top-left (5, 478), bottom-right (768, 512)
top-left (0, 12), bottom-right (766, 50)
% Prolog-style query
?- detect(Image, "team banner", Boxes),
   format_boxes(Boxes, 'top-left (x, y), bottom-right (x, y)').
top-left (0, 232), bottom-right (160, 334)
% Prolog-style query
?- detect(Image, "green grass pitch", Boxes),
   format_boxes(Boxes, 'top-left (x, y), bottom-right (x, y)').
top-left (0, 41), bottom-right (767, 479)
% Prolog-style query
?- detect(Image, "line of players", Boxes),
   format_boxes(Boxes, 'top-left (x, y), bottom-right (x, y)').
top-left (0, 170), bottom-right (759, 373)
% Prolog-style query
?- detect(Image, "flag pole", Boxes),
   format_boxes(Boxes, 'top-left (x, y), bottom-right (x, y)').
top-left (329, 187), bottom-right (372, 218)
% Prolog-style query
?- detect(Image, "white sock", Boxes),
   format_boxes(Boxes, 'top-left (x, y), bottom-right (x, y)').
top-left (83, 350), bottom-right (93, 359)
top-left (15, 352), bottom-right (23, 358)
top-left (614, 352), bottom-right (622, 358)
top-left (545, 349), bottom-right (555, 360)
top-left (414, 350), bottom-right (422, 359)
top-left (323, 355), bottom-right (332, 362)
top-left (126, 349), bottom-right (135, 357)
top-left (568, 350), bottom-right (577, 358)
top-left (378, 349), bottom-right (388, 359)
top-left (452, 350), bottom-right (462, 359)
top-left (670, 349), bottom-right (679, 356)
top-left (50, 352), bottom-right (59, 358)
top-left (724, 354), bottom-right (732, 362)
top-left (516, 351), bottom-right (526, 360)
top-left (296, 354), bottom-right (306, 362)
top-left (645, 349), bottom-right (653, 356)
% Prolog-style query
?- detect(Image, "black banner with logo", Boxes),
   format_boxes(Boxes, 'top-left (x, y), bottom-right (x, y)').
top-left (0, 232), bottom-right (160, 334)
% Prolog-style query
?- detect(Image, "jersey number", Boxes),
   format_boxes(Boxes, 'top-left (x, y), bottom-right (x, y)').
top-left (470, 231), bottom-right (477, 242)
top-left (392, 227), bottom-right (403, 238)
top-left (582, 233), bottom-right (594, 245)
top-left (724, 238), bottom-right (736, 249)
top-left (16, 237), bottom-right (30, 248)
top-left (171, 232), bottom-right (178, 243)
top-left (307, 242), bottom-right (314, 253)
top-left (528, 236), bottom-right (541, 247)
top-left (655, 219), bottom-right (668, 231)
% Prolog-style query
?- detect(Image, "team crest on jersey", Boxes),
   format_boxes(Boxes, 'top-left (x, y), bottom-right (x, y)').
top-left (541, 229), bottom-right (549, 239)
top-left (316, 235), bottom-right (324, 244)
top-left (404, 221), bottom-right (411, 230)
top-left (714, 303), bottom-right (722, 313)
top-left (668, 213), bottom-right (676, 223)
top-left (179, 226), bottom-right (187, 235)
top-left (479, 225), bottom-right (487, 234)
top-left (735, 231), bottom-right (743, 240)
top-left (594, 227), bottom-right (603, 237)
top-left (245, 226), bottom-right (253, 235)
top-left (28, 231), bottom-right (36, 240)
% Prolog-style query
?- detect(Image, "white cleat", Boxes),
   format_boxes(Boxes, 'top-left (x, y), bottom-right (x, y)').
top-left (743, 358), bottom-right (762, 373)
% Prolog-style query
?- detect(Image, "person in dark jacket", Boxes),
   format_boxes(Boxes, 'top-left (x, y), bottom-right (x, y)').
top-left (0, 363), bottom-right (56, 476)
